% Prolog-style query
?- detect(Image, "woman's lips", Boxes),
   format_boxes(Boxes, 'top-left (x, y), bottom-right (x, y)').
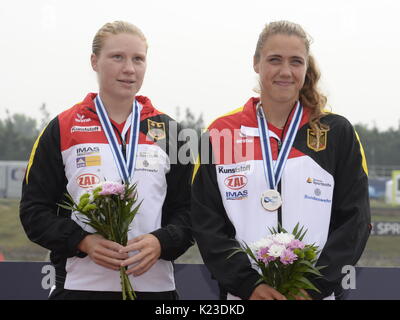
top-left (274, 81), bottom-right (293, 86)
top-left (118, 79), bottom-right (135, 84)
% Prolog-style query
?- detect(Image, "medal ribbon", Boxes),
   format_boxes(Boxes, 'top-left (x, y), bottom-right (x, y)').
top-left (95, 95), bottom-right (141, 184)
top-left (256, 101), bottom-right (303, 190)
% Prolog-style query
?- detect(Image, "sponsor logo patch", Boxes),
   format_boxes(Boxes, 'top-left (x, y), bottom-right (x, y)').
top-left (314, 188), bottom-right (322, 196)
top-left (135, 158), bottom-right (159, 173)
top-left (224, 174), bottom-right (248, 190)
top-left (76, 146), bottom-right (100, 156)
top-left (71, 126), bottom-right (102, 133)
top-left (306, 177), bottom-right (332, 188)
top-left (236, 138), bottom-right (254, 144)
top-left (226, 190), bottom-right (248, 200)
top-left (75, 114), bottom-right (91, 123)
top-left (304, 194), bottom-right (332, 203)
top-left (147, 119), bottom-right (166, 141)
top-left (138, 150), bottom-right (159, 158)
top-left (307, 129), bottom-right (328, 152)
top-left (76, 156), bottom-right (101, 168)
top-left (218, 164), bottom-right (251, 175)
top-left (77, 173), bottom-right (100, 188)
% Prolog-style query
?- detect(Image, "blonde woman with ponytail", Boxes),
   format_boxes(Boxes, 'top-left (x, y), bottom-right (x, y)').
top-left (191, 20), bottom-right (370, 300)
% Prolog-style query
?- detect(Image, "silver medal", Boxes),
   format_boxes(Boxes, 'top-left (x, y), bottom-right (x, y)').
top-left (261, 189), bottom-right (282, 211)
top-left (257, 102), bottom-right (302, 212)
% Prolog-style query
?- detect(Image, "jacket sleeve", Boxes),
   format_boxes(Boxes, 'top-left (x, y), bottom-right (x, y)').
top-left (191, 131), bottom-right (261, 299)
top-left (19, 117), bottom-right (89, 258)
top-left (151, 122), bottom-right (194, 260)
top-left (308, 119), bottom-right (371, 299)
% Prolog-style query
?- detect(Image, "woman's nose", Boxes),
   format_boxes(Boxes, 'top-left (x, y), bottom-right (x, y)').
top-left (278, 62), bottom-right (292, 77)
top-left (123, 59), bottom-right (135, 74)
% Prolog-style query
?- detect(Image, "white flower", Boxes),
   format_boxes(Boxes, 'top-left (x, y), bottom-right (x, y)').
top-left (249, 237), bottom-right (274, 252)
top-left (268, 244), bottom-right (286, 257)
top-left (273, 232), bottom-right (295, 245)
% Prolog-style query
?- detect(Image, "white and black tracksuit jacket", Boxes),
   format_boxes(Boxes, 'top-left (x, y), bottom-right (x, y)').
top-left (20, 93), bottom-right (193, 292)
top-left (191, 97), bottom-right (371, 300)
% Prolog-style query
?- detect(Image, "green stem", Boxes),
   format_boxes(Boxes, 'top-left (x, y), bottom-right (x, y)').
top-left (108, 200), bottom-right (117, 242)
top-left (125, 274), bottom-right (136, 300)
top-left (120, 267), bottom-right (127, 300)
top-left (119, 267), bottom-right (136, 300)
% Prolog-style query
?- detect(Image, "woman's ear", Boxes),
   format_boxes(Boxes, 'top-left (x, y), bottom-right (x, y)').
top-left (91, 53), bottom-right (98, 72)
top-left (253, 56), bottom-right (260, 74)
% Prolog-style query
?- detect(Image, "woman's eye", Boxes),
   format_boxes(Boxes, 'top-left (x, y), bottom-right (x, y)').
top-left (268, 58), bottom-right (280, 63)
top-left (291, 59), bottom-right (304, 65)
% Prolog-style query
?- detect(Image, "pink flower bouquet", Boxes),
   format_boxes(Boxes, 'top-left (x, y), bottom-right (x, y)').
top-left (231, 224), bottom-right (324, 299)
top-left (59, 181), bottom-right (142, 300)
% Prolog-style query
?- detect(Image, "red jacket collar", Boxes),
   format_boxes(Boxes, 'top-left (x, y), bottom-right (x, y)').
top-left (240, 97), bottom-right (260, 128)
top-left (239, 97), bottom-right (310, 137)
top-left (77, 93), bottom-right (156, 120)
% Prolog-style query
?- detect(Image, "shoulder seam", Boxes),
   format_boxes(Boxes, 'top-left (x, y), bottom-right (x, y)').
top-left (207, 106), bottom-right (244, 129)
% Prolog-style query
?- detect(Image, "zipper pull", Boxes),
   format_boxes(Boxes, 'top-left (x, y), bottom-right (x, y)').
top-left (121, 140), bottom-right (127, 159)
top-left (277, 140), bottom-right (282, 152)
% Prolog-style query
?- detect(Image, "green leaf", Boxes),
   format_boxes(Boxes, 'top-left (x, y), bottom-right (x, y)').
top-left (296, 277), bottom-right (320, 292)
top-left (299, 260), bottom-right (315, 268)
top-left (57, 203), bottom-right (74, 211)
top-left (267, 226), bottom-right (277, 235)
top-left (294, 225), bottom-right (302, 238)
top-left (279, 225), bottom-right (288, 234)
top-left (255, 278), bottom-right (264, 286)
top-left (298, 227), bottom-right (308, 241)
top-left (316, 265), bottom-right (327, 271)
top-left (303, 268), bottom-right (323, 277)
top-left (64, 193), bottom-right (77, 204)
top-left (226, 248), bottom-right (246, 259)
top-left (292, 223), bottom-right (300, 237)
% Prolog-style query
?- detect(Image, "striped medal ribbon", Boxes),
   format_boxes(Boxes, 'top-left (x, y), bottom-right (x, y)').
top-left (256, 101), bottom-right (303, 211)
top-left (95, 95), bottom-right (141, 184)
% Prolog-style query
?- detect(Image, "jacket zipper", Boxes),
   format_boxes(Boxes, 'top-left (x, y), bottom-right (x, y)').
top-left (112, 124), bottom-right (127, 161)
top-left (277, 140), bottom-right (282, 231)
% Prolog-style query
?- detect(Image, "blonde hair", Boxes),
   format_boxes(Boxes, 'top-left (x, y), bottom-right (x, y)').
top-left (92, 21), bottom-right (148, 56)
top-left (254, 20), bottom-right (328, 134)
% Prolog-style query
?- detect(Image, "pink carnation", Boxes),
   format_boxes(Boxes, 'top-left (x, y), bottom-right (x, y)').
top-left (99, 182), bottom-right (125, 196)
top-left (288, 239), bottom-right (305, 250)
top-left (280, 249), bottom-right (298, 265)
top-left (257, 247), bottom-right (276, 264)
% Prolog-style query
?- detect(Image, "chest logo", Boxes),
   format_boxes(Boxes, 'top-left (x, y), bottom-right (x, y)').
top-left (71, 126), bottom-right (101, 133)
top-left (307, 129), bottom-right (328, 152)
top-left (76, 156), bottom-right (101, 168)
top-left (75, 113), bottom-right (91, 123)
top-left (224, 174), bottom-right (248, 190)
top-left (77, 174), bottom-right (100, 188)
top-left (147, 119), bottom-right (166, 141)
